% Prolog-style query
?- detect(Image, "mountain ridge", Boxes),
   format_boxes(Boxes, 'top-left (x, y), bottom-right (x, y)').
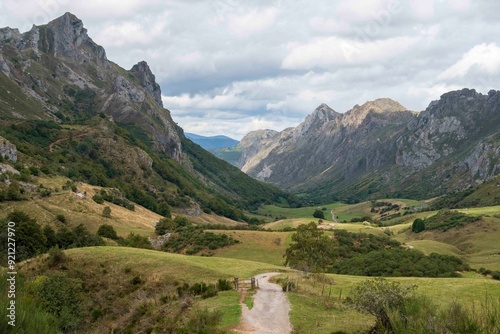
top-left (234, 90), bottom-right (500, 203)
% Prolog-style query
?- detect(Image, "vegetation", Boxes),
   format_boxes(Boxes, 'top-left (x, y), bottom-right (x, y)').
top-left (97, 224), bottom-right (119, 240)
top-left (349, 277), bottom-right (500, 334)
top-left (155, 216), bottom-right (240, 255)
top-left (0, 117), bottom-right (298, 225)
top-left (313, 208), bottom-right (325, 219)
top-left (284, 223), bottom-right (469, 277)
top-left (413, 209), bottom-right (481, 232)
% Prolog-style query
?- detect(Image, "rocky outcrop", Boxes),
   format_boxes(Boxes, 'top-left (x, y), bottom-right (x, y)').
top-left (0, 136), bottom-right (17, 162)
top-left (0, 12), bottom-right (182, 161)
top-left (40, 12), bottom-right (109, 67)
top-left (130, 61), bottom-right (163, 107)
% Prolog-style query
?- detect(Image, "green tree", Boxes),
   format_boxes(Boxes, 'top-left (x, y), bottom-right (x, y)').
top-left (284, 222), bottom-right (337, 272)
top-left (102, 206), bottom-right (111, 218)
top-left (7, 211), bottom-right (46, 261)
top-left (155, 217), bottom-right (175, 235)
top-left (313, 209), bottom-right (325, 219)
top-left (97, 224), bottom-right (119, 240)
top-left (411, 218), bottom-right (425, 233)
top-left (43, 225), bottom-right (59, 249)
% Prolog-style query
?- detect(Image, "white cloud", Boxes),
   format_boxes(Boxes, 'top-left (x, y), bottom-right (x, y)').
top-left (281, 35), bottom-right (419, 69)
top-left (438, 43), bottom-right (500, 80)
top-left (0, 0), bottom-right (497, 139)
top-left (227, 7), bottom-right (279, 38)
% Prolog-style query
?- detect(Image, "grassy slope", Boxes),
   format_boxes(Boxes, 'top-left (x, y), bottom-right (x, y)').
top-left (211, 230), bottom-right (292, 266)
top-left (0, 180), bottom-right (161, 237)
top-left (19, 247), bottom-right (286, 333)
top-left (1, 176), bottom-right (244, 236)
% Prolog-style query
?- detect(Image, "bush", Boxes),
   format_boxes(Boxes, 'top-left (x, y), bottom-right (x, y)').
top-left (102, 206), bottom-right (111, 218)
top-left (97, 224), bottom-right (119, 240)
top-left (216, 279), bottom-right (233, 291)
top-left (46, 246), bottom-right (67, 268)
top-left (492, 271), bottom-right (500, 280)
top-left (411, 218), bottom-right (425, 233)
top-left (56, 214), bottom-right (67, 224)
top-left (35, 273), bottom-right (83, 332)
top-left (349, 277), bottom-right (416, 332)
top-left (92, 194), bottom-right (104, 204)
top-left (313, 209), bottom-right (325, 219)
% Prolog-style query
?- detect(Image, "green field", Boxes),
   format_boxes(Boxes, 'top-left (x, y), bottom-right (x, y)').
top-left (259, 198), bottom-right (430, 223)
top-left (458, 205), bottom-right (500, 216)
top-left (11, 196), bottom-right (500, 333)
top-left (274, 271), bottom-right (500, 334)
top-left (212, 230), bottom-right (292, 266)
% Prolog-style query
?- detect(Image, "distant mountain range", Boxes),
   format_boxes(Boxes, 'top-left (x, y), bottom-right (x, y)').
top-left (227, 90), bottom-right (500, 203)
top-left (185, 133), bottom-right (239, 150)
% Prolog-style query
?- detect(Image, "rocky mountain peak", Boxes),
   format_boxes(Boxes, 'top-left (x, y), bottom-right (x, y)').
top-left (130, 61), bottom-right (163, 107)
top-left (343, 98), bottom-right (408, 127)
top-left (295, 103), bottom-right (339, 135)
top-left (41, 12), bottom-right (109, 67)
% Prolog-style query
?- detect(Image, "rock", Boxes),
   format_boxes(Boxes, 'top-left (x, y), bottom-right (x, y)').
top-left (0, 136), bottom-right (17, 162)
top-left (130, 61), bottom-right (163, 107)
top-left (42, 12), bottom-right (109, 68)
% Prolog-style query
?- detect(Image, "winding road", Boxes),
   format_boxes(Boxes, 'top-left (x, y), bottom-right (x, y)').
top-left (236, 272), bottom-right (292, 334)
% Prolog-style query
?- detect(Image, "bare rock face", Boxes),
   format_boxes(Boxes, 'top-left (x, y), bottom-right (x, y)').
top-left (0, 12), bottom-right (183, 162)
top-left (130, 61), bottom-right (163, 107)
top-left (237, 90), bottom-right (499, 201)
top-left (41, 12), bottom-right (109, 68)
top-left (0, 136), bottom-right (17, 162)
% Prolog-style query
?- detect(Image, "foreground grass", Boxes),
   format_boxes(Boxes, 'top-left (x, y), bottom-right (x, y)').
top-left (277, 272), bottom-right (500, 334)
top-left (198, 290), bottom-right (241, 331)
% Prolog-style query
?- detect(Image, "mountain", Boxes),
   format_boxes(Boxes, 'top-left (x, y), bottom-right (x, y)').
top-left (235, 91), bottom-right (500, 203)
top-left (185, 133), bottom-right (239, 150)
top-left (0, 13), bottom-right (299, 218)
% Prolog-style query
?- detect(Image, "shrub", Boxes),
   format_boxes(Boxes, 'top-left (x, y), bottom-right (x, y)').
top-left (216, 279), bottom-right (233, 291)
top-left (97, 224), bottom-right (119, 240)
top-left (102, 206), bottom-right (111, 218)
top-left (92, 194), bottom-right (104, 204)
top-left (56, 214), bottom-right (67, 224)
top-left (349, 277), bottom-right (417, 332)
top-left (46, 246), bottom-right (67, 268)
top-left (313, 209), bottom-right (325, 219)
top-left (411, 218), bottom-right (425, 233)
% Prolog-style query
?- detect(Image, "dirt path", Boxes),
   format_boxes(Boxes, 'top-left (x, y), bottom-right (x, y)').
top-left (236, 272), bottom-right (292, 334)
top-left (49, 131), bottom-right (94, 153)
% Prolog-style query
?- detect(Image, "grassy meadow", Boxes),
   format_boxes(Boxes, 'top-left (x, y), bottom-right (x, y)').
top-left (8, 189), bottom-right (500, 333)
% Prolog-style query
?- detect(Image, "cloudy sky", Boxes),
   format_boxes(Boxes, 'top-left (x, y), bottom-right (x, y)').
top-left (1, 0), bottom-right (499, 139)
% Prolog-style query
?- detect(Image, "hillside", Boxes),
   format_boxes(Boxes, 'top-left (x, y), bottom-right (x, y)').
top-left (234, 91), bottom-right (500, 203)
top-left (0, 13), bottom-right (298, 222)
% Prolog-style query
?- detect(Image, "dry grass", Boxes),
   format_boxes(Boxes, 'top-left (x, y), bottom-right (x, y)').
top-left (1, 181), bottom-right (161, 237)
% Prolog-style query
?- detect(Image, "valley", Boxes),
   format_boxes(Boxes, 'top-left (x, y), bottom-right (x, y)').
top-left (0, 11), bottom-right (499, 334)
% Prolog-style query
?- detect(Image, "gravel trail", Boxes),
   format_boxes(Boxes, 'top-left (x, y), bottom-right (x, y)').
top-left (236, 272), bottom-right (292, 334)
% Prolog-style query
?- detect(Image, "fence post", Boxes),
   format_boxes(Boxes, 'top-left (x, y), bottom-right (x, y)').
top-left (234, 277), bottom-right (239, 290)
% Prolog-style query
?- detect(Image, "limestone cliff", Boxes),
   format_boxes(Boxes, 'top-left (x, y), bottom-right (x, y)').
top-left (236, 91), bottom-right (500, 201)
top-left (0, 12), bottom-right (181, 161)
